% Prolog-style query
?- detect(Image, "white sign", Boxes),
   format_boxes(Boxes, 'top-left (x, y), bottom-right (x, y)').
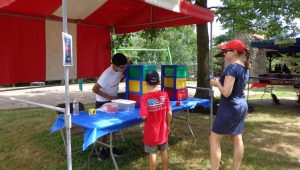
top-left (62, 32), bottom-right (73, 66)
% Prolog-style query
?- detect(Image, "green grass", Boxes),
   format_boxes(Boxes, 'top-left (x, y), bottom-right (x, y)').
top-left (0, 103), bottom-right (300, 170)
top-left (248, 85), bottom-right (298, 98)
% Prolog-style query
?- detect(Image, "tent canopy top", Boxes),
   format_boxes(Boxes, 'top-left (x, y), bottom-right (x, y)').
top-left (0, 0), bottom-right (214, 34)
top-left (0, 0), bottom-right (215, 85)
top-left (251, 36), bottom-right (300, 54)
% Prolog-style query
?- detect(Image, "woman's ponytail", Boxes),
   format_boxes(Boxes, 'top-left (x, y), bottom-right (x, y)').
top-left (244, 49), bottom-right (250, 69)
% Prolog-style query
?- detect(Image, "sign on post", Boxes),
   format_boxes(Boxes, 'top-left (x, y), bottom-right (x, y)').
top-left (62, 32), bottom-right (73, 66)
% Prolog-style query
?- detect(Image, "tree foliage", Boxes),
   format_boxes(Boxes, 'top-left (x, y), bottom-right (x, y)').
top-left (217, 0), bottom-right (300, 37)
top-left (113, 26), bottom-right (197, 74)
top-left (140, 28), bottom-right (166, 41)
top-left (214, 30), bottom-right (234, 46)
top-left (113, 23), bottom-right (231, 76)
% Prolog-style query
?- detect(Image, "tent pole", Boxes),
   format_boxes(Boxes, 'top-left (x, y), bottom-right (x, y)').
top-left (115, 48), bottom-right (166, 51)
top-left (110, 26), bottom-right (115, 55)
top-left (62, 0), bottom-right (72, 170)
top-left (167, 46), bottom-right (172, 64)
top-left (0, 95), bottom-right (65, 112)
top-left (209, 22), bottom-right (214, 131)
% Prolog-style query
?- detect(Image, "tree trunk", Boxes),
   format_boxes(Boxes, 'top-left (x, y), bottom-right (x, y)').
top-left (194, 0), bottom-right (210, 98)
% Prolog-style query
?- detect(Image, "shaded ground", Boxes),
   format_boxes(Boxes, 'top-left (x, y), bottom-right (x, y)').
top-left (0, 103), bottom-right (299, 169)
top-left (0, 83), bottom-right (299, 169)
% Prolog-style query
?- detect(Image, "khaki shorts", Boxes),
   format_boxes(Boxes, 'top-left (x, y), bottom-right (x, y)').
top-left (144, 142), bottom-right (168, 154)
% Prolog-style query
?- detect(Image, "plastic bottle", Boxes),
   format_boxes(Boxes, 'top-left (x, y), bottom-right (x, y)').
top-left (73, 98), bottom-right (79, 116)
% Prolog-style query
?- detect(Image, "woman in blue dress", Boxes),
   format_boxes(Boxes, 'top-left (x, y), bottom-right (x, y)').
top-left (210, 39), bottom-right (250, 170)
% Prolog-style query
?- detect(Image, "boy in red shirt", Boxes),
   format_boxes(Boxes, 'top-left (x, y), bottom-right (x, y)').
top-left (140, 70), bottom-right (172, 170)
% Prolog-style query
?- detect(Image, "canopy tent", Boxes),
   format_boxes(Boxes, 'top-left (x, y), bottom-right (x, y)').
top-left (251, 36), bottom-right (300, 73)
top-left (251, 37), bottom-right (300, 54)
top-left (0, 0), bottom-right (214, 85)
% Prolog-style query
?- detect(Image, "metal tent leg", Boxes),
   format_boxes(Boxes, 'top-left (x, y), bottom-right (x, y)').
top-left (93, 133), bottom-right (119, 170)
top-left (110, 133), bottom-right (119, 170)
top-left (186, 109), bottom-right (195, 144)
top-left (60, 129), bottom-right (67, 154)
top-left (209, 22), bottom-right (214, 131)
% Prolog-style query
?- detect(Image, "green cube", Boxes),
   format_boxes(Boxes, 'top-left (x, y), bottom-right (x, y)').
top-left (164, 65), bottom-right (187, 77)
top-left (128, 66), bottom-right (140, 79)
top-left (142, 65), bottom-right (156, 80)
top-left (128, 65), bottom-right (156, 80)
top-left (176, 66), bottom-right (187, 77)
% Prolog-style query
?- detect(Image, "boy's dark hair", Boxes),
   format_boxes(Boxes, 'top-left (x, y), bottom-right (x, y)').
top-left (112, 53), bottom-right (127, 66)
top-left (145, 70), bottom-right (160, 86)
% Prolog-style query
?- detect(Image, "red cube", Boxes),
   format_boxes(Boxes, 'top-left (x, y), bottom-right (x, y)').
top-left (164, 88), bottom-right (188, 101)
top-left (128, 94), bottom-right (141, 105)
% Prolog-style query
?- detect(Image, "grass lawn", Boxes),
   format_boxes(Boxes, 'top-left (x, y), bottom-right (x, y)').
top-left (248, 85), bottom-right (298, 99)
top-left (0, 102), bottom-right (299, 170)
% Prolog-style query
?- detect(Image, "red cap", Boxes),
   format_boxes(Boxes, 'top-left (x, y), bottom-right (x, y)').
top-left (219, 39), bottom-right (246, 54)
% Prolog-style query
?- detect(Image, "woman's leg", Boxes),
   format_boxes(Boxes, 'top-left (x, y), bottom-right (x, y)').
top-left (209, 132), bottom-right (223, 170)
top-left (160, 150), bottom-right (168, 170)
top-left (231, 134), bottom-right (244, 170)
top-left (149, 153), bottom-right (157, 170)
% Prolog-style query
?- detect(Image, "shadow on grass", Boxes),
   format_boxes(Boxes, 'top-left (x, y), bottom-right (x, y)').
top-left (1, 107), bottom-right (299, 170)
top-left (39, 111), bottom-right (209, 169)
top-left (35, 123), bottom-right (187, 169)
top-left (245, 120), bottom-right (300, 149)
top-left (248, 99), bottom-right (300, 116)
top-left (41, 127), bottom-right (146, 169)
top-left (241, 114), bottom-right (300, 169)
top-left (243, 146), bottom-right (300, 170)
top-left (212, 123), bottom-right (300, 170)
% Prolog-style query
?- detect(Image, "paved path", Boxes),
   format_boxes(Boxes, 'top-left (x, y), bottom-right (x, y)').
top-left (0, 83), bottom-right (97, 110)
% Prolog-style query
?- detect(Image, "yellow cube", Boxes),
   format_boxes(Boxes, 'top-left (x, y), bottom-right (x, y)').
top-left (176, 78), bottom-right (186, 89)
top-left (164, 78), bottom-right (186, 89)
top-left (128, 80), bottom-right (148, 93)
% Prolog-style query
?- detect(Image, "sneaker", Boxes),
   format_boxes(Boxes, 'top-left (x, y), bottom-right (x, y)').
top-left (113, 147), bottom-right (123, 156)
top-left (97, 148), bottom-right (109, 161)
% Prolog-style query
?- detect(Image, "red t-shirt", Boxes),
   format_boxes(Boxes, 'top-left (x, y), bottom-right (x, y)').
top-left (140, 90), bottom-right (171, 146)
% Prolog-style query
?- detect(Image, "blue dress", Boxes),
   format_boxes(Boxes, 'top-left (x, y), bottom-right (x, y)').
top-left (212, 63), bottom-right (249, 135)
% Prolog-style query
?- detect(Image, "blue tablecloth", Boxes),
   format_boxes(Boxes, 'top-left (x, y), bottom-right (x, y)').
top-left (50, 97), bottom-right (210, 150)
top-left (170, 97), bottom-right (210, 113)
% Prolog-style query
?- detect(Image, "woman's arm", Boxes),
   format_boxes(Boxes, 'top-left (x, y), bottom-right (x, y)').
top-left (210, 76), bottom-right (235, 97)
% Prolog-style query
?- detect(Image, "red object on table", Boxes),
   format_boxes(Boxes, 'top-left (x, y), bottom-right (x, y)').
top-left (250, 82), bottom-right (268, 89)
top-left (176, 101), bottom-right (180, 106)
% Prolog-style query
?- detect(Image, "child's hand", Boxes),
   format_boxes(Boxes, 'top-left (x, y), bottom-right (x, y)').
top-left (108, 96), bottom-right (117, 100)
